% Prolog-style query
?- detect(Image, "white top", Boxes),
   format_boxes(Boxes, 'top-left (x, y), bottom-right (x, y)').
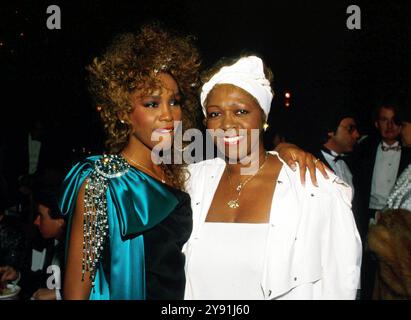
top-left (321, 150), bottom-right (354, 194)
top-left (186, 222), bottom-right (268, 300)
top-left (184, 152), bottom-right (362, 300)
top-left (28, 133), bottom-right (41, 174)
top-left (369, 141), bottom-right (401, 209)
top-left (30, 240), bottom-right (61, 271)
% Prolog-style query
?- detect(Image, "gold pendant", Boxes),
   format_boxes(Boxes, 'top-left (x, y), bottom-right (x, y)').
top-left (227, 199), bottom-right (239, 209)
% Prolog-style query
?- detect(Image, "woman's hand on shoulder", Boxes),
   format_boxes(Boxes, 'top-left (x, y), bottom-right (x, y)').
top-left (275, 142), bottom-right (330, 187)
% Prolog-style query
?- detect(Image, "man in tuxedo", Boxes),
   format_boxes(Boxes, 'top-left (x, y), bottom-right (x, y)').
top-left (0, 172), bottom-right (66, 300)
top-left (314, 109), bottom-right (363, 232)
top-left (3, 116), bottom-right (71, 214)
top-left (355, 98), bottom-right (411, 300)
top-left (319, 116), bottom-right (360, 190)
top-left (357, 102), bottom-right (411, 226)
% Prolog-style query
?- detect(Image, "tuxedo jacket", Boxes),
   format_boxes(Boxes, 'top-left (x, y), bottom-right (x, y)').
top-left (354, 137), bottom-right (411, 211)
top-left (19, 238), bottom-right (65, 300)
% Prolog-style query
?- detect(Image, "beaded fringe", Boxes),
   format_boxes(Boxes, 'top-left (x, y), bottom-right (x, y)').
top-left (83, 171), bottom-right (109, 287)
top-left (82, 154), bottom-right (130, 287)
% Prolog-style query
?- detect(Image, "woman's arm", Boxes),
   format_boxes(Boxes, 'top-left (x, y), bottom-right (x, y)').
top-left (63, 182), bottom-right (92, 300)
top-left (275, 142), bottom-right (330, 186)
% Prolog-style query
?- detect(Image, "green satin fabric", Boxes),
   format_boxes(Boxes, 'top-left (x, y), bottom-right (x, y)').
top-left (59, 155), bottom-right (179, 300)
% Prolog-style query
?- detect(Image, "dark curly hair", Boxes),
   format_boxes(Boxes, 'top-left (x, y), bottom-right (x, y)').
top-left (87, 22), bottom-right (201, 189)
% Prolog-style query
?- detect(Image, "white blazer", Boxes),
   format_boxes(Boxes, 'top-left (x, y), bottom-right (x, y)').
top-left (183, 152), bottom-right (362, 300)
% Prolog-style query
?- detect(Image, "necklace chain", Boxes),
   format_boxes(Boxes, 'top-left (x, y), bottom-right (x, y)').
top-left (121, 153), bottom-right (166, 183)
top-left (226, 153), bottom-right (269, 209)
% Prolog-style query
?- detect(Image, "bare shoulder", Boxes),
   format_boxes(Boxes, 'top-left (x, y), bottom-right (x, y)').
top-left (264, 153), bottom-right (283, 176)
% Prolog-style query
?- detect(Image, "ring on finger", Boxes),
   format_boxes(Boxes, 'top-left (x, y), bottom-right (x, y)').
top-left (314, 158), bottom-right (320, 164)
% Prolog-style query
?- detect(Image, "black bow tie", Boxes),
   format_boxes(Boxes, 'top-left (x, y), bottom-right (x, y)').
top-left (321, 148), bottom-right (347, 162)
top-left (333, 155), bottom-right (347, 162)
top-left (381, 145), bottom-right (401, 152)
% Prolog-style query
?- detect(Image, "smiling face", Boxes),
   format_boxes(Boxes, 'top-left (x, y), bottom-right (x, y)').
top-left (205, 84), bottom-right (265, 161)
top-left (126, 73), bottom-right (182, 152)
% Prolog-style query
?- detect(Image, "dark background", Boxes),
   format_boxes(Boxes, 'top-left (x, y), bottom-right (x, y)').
top-left (1, 0), bottom-right (411, 153)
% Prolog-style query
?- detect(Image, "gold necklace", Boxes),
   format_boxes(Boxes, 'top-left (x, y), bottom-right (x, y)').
top-left (121, 153), bottom-right (166, 183)
top-left (226, 153), bottom-right (269, 209)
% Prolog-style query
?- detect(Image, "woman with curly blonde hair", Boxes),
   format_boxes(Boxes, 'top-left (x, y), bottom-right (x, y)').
top-left (59, 23), bottom-right (200, 300)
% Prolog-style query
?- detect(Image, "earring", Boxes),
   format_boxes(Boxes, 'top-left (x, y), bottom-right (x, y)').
top-left (120, 119), bottom-right (125, 124)
top-left (263, 122), bottom-right (269, 131)
top-left (174, 145), bottom-right (188, 152)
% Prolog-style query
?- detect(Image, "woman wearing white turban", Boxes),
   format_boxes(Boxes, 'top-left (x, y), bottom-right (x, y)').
top-left (183, 55), bottom-right (362, 300)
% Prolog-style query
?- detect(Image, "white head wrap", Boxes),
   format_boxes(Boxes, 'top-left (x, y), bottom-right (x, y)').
top-left (200, 56), bottom-right (273, 118)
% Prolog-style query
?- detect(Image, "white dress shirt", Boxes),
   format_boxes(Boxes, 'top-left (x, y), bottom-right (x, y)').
top-left (321, 149), bottom-right (354, 195)
top-left (28, 133), bottom-right (41, 174)
top-left (184, 152), bottom-right (362, 300)
top-left (369, 141), bottom-right (401, 210)
top-left (31, 247), bottom-right (46, 272)
top-left (30, 240), bottom-right (61, 272)
top-left (30, 240), bottom-right (62, 300)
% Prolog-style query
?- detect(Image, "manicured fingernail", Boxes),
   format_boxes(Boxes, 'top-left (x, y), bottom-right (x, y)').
top-left (290, 164), bottom-right (297, 171)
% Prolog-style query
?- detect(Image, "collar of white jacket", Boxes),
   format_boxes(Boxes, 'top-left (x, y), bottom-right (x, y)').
top-left (200, 55), bottom-right (274, 118)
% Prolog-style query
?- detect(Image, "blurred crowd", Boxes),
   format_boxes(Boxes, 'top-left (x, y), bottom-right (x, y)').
top-left (0, 116), bottom-right (101, 299)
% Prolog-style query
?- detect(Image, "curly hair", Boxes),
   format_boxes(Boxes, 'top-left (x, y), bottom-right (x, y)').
top-left (368, 209), bottom-right (411, 299)
top-left (87, 22), bottom-right (201, 189)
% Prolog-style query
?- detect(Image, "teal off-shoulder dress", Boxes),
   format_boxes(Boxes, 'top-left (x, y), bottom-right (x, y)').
top-left (59, 154), bottom-right (192, 300)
